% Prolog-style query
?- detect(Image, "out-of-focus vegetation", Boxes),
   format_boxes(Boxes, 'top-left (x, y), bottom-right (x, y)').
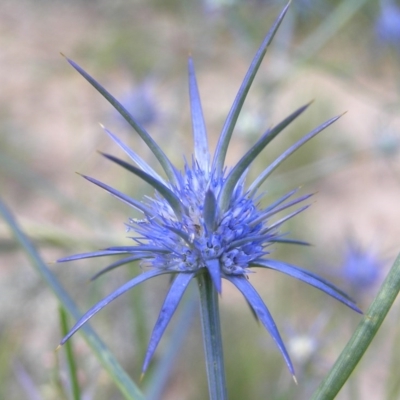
top-left (1, 0), bottom-right (399, 399)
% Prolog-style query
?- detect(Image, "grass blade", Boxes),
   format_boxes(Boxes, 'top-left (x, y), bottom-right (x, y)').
top-left (311, 252), bottom-right (400, 399)
top-left (0, 198), bottom-right (145, 400)
top-left (59, 306), bottom-right (81, 400)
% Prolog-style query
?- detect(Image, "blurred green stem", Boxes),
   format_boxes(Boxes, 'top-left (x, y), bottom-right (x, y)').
top-left (197, 272), bottom-right (227, 400)
top-left (297, 0), bottom-right (371, 62)
top-left (385, 287), bottom-right (400, 399)
top-left (59, 306), bottom-right (81, 400)
top-left (0, 199), bottom-right (144, 400)
top-left (311, 252), bottom-right (400, 399)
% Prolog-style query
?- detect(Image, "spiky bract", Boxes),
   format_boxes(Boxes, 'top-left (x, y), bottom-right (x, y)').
top-left (58, 4), bottom-right (361, 377)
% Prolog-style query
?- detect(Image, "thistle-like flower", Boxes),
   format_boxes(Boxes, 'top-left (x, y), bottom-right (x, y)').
top-left (341, 238), bottom-right (383, 296)
top-left (58, 4), bottom-right (361, 378)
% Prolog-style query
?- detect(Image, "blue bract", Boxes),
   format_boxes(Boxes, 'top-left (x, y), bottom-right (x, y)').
top-left (58, 4), bottom-right (361, 378)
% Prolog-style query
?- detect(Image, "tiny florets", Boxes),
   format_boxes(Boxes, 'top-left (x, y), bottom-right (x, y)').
top-left (133, 162), bottom-right (267, 276)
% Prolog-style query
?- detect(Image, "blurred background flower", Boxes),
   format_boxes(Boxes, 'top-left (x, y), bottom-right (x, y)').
top-left (375, 0), bottom-right (400, 52)
top-left (340, 238), bottom-right (384, 299)
top-left (110, 79), bottom-right (159, 130)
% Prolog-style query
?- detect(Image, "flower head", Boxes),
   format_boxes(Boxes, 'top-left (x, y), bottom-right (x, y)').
top-left (112, 79), bottom-right (158, 128)
top-left (58, 4), bottom-right (361, 377)
top-left (375, 0), bottom-right (400, 52)
top-left (341, 238), bottom-right (384, 296)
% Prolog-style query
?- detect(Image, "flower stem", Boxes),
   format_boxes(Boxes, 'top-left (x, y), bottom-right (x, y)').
top-left (311, 251), bottom-right (400, 399)
top-left (59, 306), bottom-right (81, 400)
top-left (197, 271), bottom-right (228, 400)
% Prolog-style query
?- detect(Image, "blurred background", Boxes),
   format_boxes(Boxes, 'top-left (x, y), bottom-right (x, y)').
top-left (1, 0), bottom-right (400, 399)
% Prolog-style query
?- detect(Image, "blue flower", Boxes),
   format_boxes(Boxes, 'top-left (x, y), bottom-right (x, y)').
top-left (112, 80), bottom-right (158, 129)
top-left (58, 4), bottom-right (361, 378)
top-left (341, 238), bottom-right (383, 296)
top-left (375, 0), bottom-right (400, 51)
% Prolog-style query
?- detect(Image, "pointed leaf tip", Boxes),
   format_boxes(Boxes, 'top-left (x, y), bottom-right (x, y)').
top-left (219, 101), bottom-right (311, 212)
top-left (227, 276), bottom-right (295, 375)
top-left (64, 55), bottom-right (179, 186)
top-left (100, 151), bottom-right (183, 218)
top-left (142, 273), bottom-right (194, 373)
top-left (212, 1), bottom-right (292, 175)
top-left (60, 269), bottom-right (167, 346)
top-left (188, 56), bottom-right (210, 173)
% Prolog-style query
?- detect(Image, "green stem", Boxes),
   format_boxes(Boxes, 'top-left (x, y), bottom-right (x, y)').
top-left (197, 272), bottom-right (227, 400)
top-left (386, 303), bottom-right (400, 399)
top-left (0, 199), bottom-right (144, 400)
top-left (59, 306), bottom-right (81, 400)
top-left (311, 252), bottom-right (400, 400)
